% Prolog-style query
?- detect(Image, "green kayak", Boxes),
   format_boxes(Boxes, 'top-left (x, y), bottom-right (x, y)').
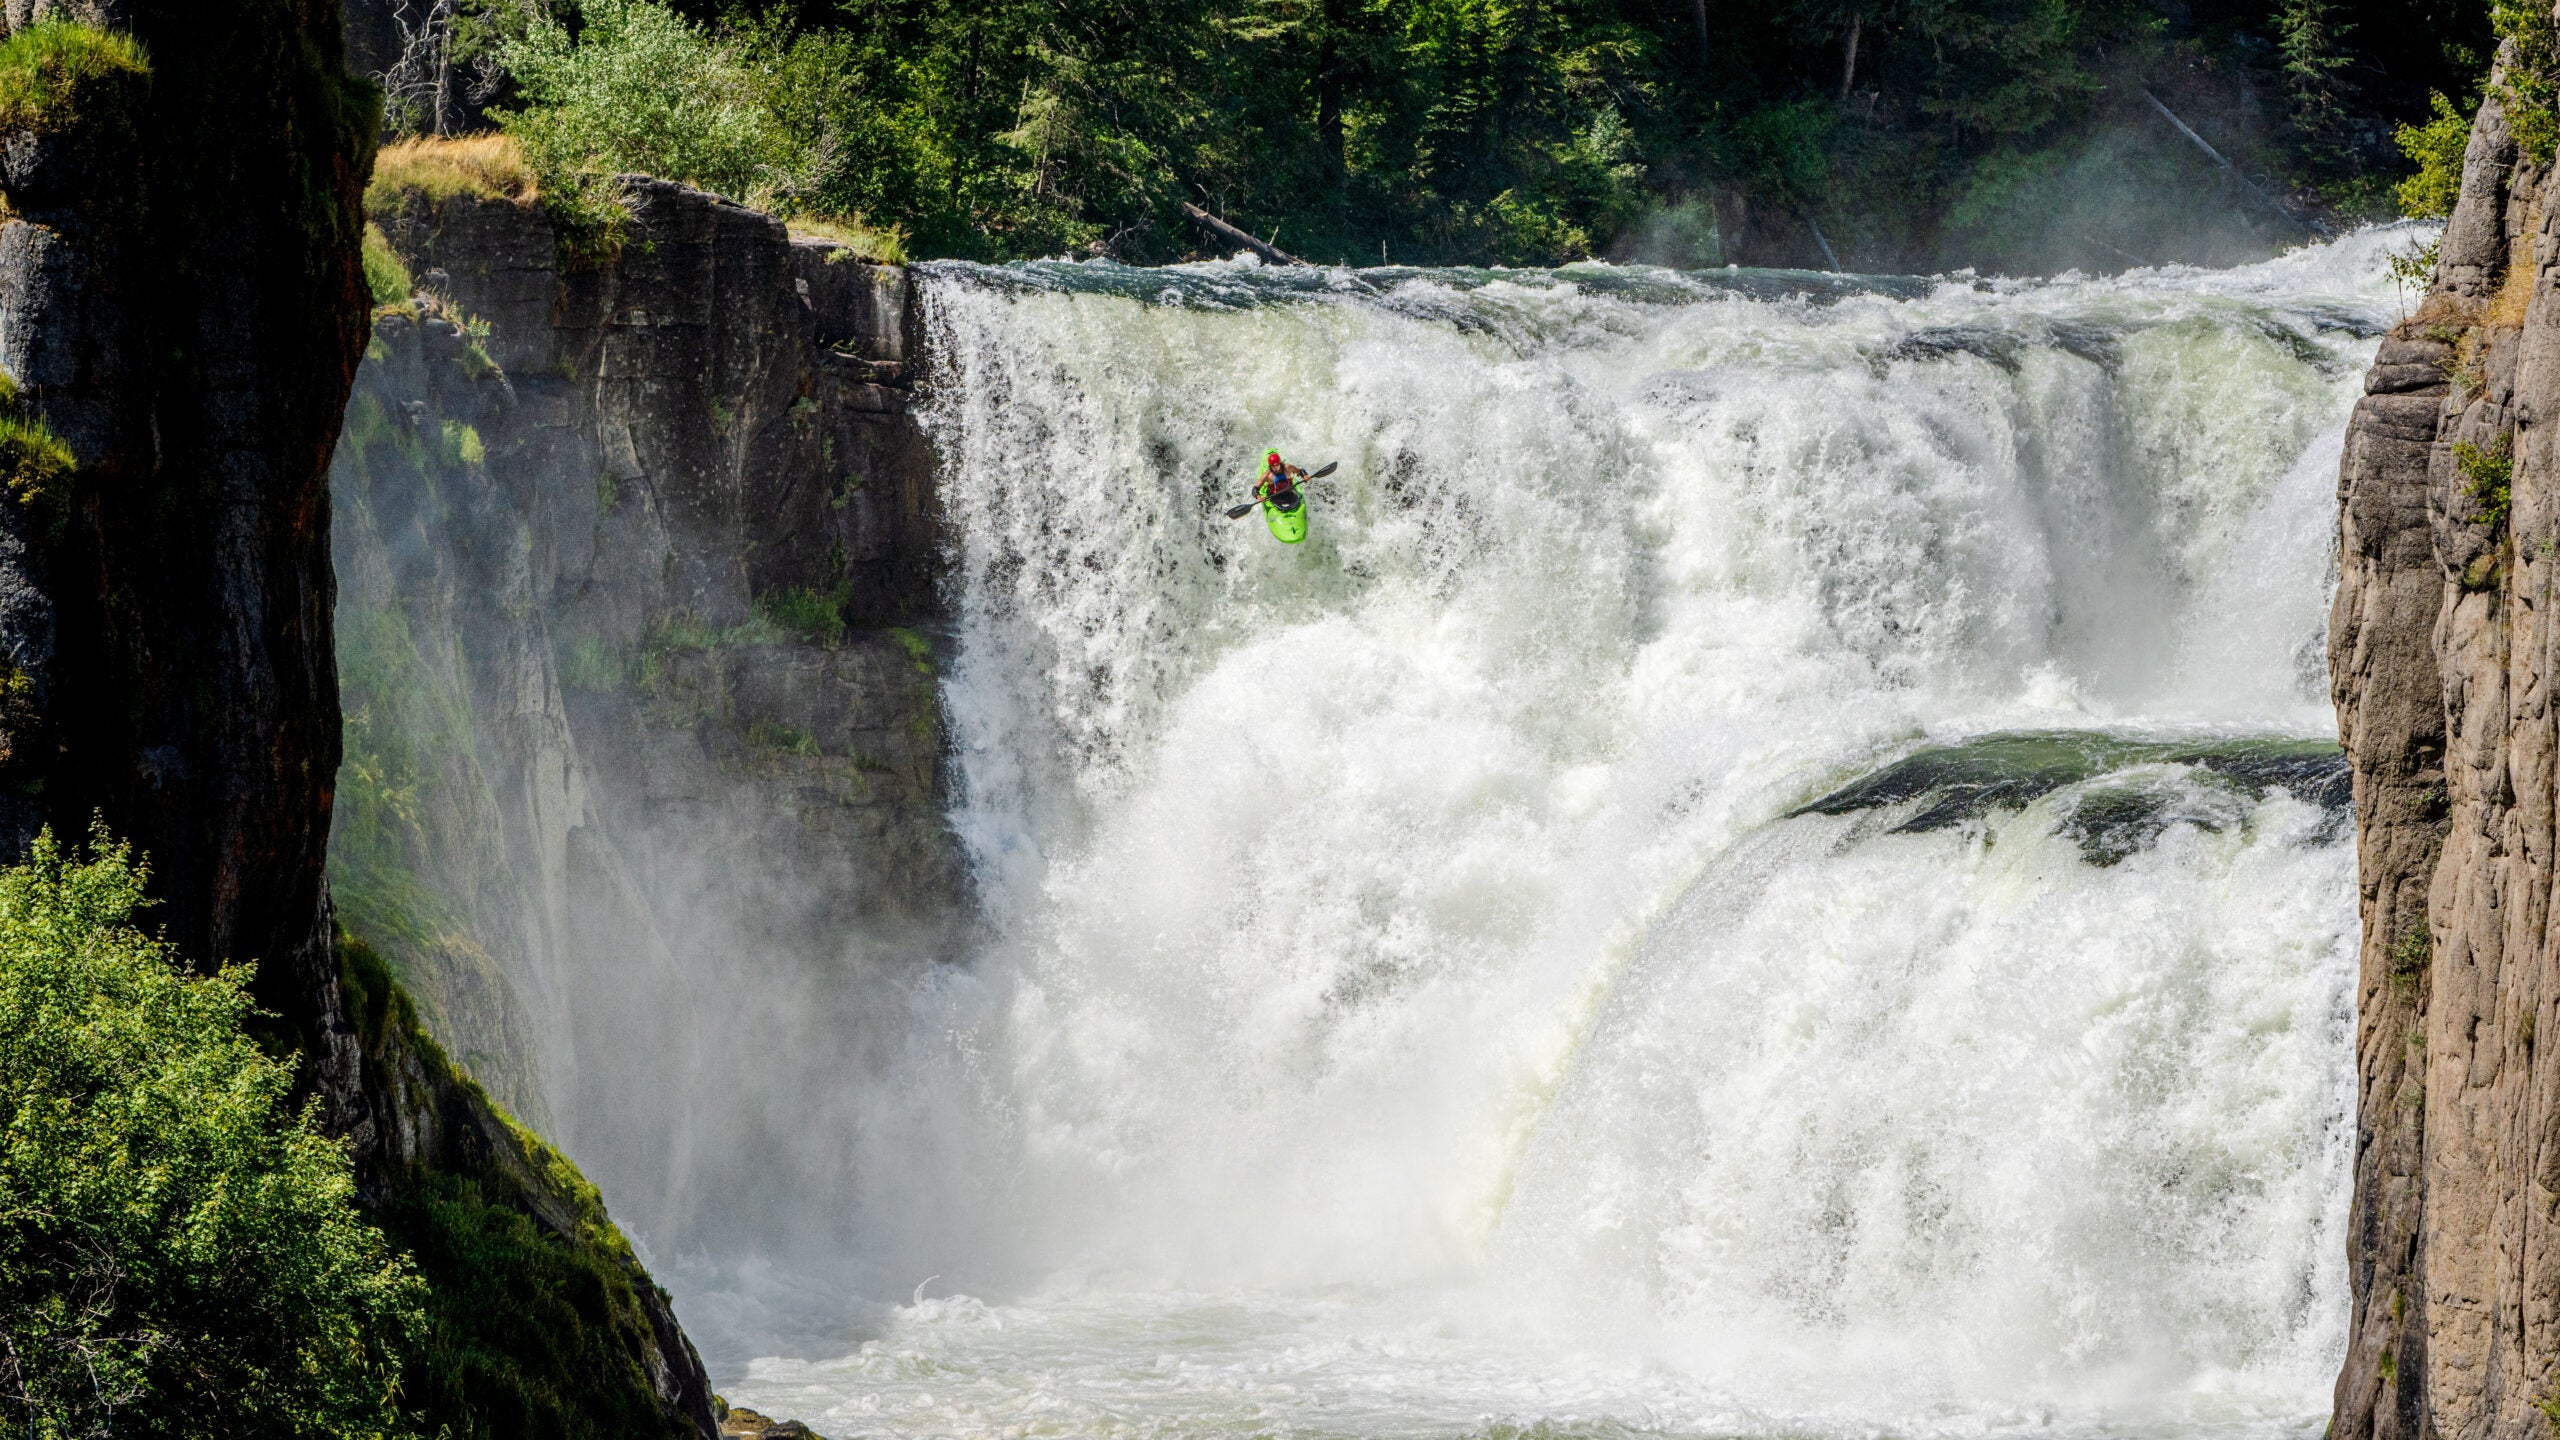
top-left (1262, 490), bottom-right (1309, 544)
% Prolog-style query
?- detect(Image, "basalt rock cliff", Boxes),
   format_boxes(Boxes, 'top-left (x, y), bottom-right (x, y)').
top-left (340, 174), bottom-right (963, 1288)
top-left (2332, 45), bottom-right (2560, 1440)
top-left (0, 3), bottom-right (717, 1434)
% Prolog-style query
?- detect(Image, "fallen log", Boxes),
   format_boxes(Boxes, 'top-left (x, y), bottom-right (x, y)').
top-left (1181, 202), bottom-right (1310, 266)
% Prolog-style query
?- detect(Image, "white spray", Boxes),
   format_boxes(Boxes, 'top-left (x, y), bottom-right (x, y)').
top-left (716, 233), bottom-right (2413, 1439)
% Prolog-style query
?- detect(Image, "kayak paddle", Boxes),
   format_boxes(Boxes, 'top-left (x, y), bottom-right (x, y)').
top-left (1225, 461), bottom-right (1338, 519)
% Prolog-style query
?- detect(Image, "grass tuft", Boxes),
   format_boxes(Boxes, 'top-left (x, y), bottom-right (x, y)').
top-left (0, 19), bottom-right (148, 137)
top-left (2455, 435), bottom-right (2515, 533)
top-left (363, 222), bottom-right (413, 307)
top-left (368, 132), bottom-right (539, 214)
top-left (756, 585), bottom-right (847, 647)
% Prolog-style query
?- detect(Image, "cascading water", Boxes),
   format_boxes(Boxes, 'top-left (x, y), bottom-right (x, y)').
top-left (711, 232), bottom-right (2415, 1439)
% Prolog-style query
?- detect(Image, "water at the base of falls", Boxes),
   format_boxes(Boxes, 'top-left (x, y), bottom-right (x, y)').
top-left (706, 230), bottom-right (2419, 1439)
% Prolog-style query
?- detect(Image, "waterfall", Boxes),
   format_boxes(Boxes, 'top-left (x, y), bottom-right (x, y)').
top-left (714, 232), bottom-right (2414, 1438)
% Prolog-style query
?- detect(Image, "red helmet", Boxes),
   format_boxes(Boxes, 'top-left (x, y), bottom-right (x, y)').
top-left (1266, 452), bottom-right (1283, 466)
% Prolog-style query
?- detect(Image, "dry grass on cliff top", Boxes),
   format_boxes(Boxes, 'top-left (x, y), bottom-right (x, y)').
top-left (787, 214), bottom-right (908, 266)
top-left (368, 132), bottom-right (538, 214)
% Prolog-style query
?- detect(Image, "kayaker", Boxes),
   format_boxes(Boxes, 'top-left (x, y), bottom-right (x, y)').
top-left (1255, 452), bottom-right (1307, 512)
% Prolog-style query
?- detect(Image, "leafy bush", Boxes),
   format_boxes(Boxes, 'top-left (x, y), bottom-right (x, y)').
top-left (0, 828), bottom-right (424, 1439)
top-left (2494, 0), bottom-right (2560, 165)
top-left (2396, 91), bottom-right (2472, 218)
top-left (494, 0), bottom-right (799, 208)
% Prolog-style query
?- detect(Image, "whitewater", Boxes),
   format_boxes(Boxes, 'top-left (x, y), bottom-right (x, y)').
top-left (710, 229), bottom-right (2419, 1440)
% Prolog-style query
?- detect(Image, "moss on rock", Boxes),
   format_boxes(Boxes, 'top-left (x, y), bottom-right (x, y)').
top-left (338, 932), bottom-right (714, 1440)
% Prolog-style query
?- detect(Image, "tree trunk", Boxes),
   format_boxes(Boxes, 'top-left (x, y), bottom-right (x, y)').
top-left (1692, 0), bottom-right (1710, 65)
top-left (1839, 12), bottom-right (1861, 102)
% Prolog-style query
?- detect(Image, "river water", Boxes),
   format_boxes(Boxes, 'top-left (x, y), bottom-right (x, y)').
top-left (713, 230), bottom-right (2416, 1440)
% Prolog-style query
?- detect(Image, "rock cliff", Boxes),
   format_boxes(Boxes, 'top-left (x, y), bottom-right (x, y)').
top-left (341, 172), bottom-right (964, 1282)
top-left (2330, 51), bottom-right (2560, 1440)
top-left (0, 4), bottom-right (718, 1434)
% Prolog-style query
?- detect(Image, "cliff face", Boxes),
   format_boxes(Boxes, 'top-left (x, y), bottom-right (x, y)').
top-left (2330, 60), bottom-right (2560, 1440)
top-left (0, 0), bottom-right (368, 1131)
top-left (341, 176), bottom-right (963, 1273)
top-left (0, 5), bottom-right (720, 1434)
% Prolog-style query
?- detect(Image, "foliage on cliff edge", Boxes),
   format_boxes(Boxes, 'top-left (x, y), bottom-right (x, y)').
top-left (0, 829), bottom-right (422, 1440)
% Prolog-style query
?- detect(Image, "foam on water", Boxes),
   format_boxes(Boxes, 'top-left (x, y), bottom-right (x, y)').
top-left (710, 229), bottom-right (2417, 1438)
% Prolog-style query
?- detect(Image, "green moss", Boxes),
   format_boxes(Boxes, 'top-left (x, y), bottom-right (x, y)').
top-left (2380, 1348), bottom-right (2398, 1384)
top-left (335, 934), bottom-right (695, 1440)
top-left (888, 626), bottom-right (934, 675)
top-left (456, 313), bottom-right (499, 381)
top-left (558, 635), bottom-right (626, 693)
top-left (757, 585), bottom-right (847, 647)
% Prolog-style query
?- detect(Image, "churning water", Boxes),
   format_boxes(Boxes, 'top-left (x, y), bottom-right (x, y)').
top-left (711, 232), bottom-right (2417, 1440)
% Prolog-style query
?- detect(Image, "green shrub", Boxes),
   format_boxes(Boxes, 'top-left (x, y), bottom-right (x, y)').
top-left (2391, 921), bottom-right (2433, 995)
top-left (2397, 92), bottom-right (2473, 219)
top-left (0, 828), bottom-right (424, 1438)
top-left (495, 0), bottom-right (802, 208)
top-left (0, 20), bottom-right (149, 138)
top-left (363, 223), bottom-right (413, 307)
top-left (2456, 435), bottom-right (2514, 532)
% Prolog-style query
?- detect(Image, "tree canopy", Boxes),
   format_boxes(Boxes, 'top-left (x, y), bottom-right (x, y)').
top-left (412, 0), bottom-right (2496, 271)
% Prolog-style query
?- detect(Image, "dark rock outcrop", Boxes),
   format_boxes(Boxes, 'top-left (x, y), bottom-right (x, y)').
top-left (0, 5), bottom-right (719, 1434)
top-left (341, 175), bottom-right (962, 1274)
top-left (2328, 51), bottom-right (2560, 1440)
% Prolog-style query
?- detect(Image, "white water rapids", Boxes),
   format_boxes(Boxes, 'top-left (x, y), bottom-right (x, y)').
top-left (705, 231), bottom-right (2418, 1440)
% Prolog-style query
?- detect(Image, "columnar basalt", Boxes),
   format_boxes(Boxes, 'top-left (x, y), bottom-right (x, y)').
top-left (2330, 55), bottom-right (2560, 1440)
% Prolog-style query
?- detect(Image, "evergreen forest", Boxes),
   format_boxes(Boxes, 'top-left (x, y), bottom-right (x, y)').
top-left (359, 0), bottom-right (2500, 273)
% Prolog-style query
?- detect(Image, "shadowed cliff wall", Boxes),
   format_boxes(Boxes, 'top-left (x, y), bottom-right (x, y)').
top-left (341, 176), bottom-right (965, 1291)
